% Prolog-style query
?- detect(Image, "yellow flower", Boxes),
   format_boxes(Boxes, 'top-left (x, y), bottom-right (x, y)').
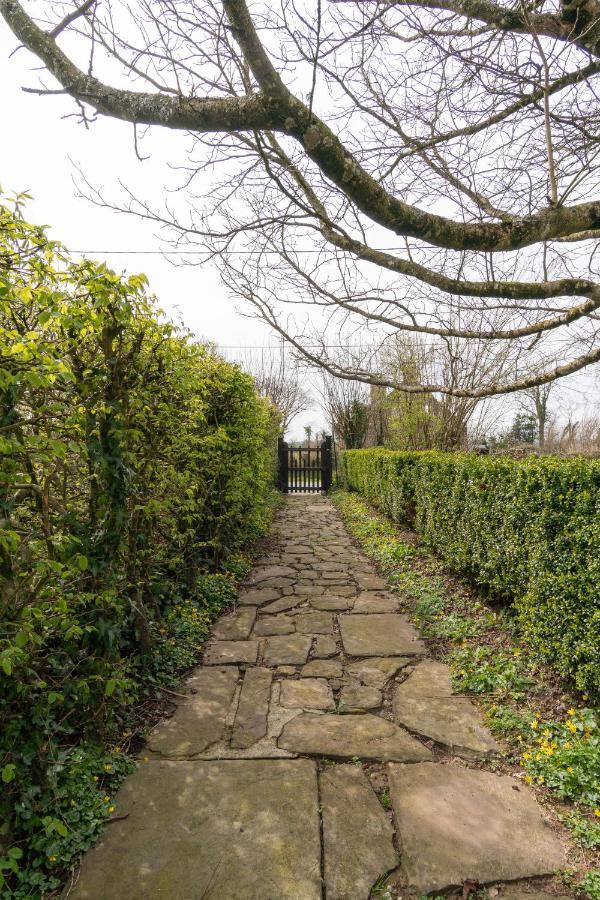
top-left (563, 741), bottom-right (571, 750)
top-left (537, 775), bottom-right (545, 784)
top-left (542, 728), bottom-right (551, 738)
top-left (594, 809), bottom-right (600, 818)
top-left (48, 854), bottom-right (57, 863)
top-left (567, 767), bottom-right (574, 774)
top-left (108, 805), bottom-right (115, 814)
top-left (567, 708), bottom-right (575, 717)
top-left (531, 720), bottom-right (539, 730)
top-left (513, 649), bottom-right (521, 657)
top-left (104, 764), bottom-right (113, 772)
top-left (103, 795), bottom-right (110, 803)
top-left (524, 774), bottom-right (533, 785)
top-left (566, 721), bottom-right (577, 734)
top-left (522, 752), bottom-right (532, 761)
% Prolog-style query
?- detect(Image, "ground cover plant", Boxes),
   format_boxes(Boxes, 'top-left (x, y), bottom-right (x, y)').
top-left (341, 449), bottom-right (600, 698)
top-left (332, 489), bottom-right (600, 898)
top-left (0, 194), bottom-right (278, 896)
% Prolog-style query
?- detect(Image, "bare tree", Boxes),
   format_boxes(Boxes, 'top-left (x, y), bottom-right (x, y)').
top-left (519, 384), bottom-right (555, 448)
top-left (379, 332), bottom-right (513, 449)
top-left (546, 413), bottom-right (600, 455)
top-left (320, 373), bottom-right (371, 448)
top-left (239, 349), bottom-right (310, 433)
top-left (4, 0), bottom-right (600, 395)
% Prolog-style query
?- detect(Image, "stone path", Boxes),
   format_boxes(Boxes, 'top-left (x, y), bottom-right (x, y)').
top-left (70, 496), bottom-right (566, 899)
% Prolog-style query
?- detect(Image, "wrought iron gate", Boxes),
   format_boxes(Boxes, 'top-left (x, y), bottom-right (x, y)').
top-left (277, 436), bottom-right (333, 493)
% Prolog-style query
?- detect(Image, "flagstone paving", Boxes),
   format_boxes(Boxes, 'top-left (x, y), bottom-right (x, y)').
top-left (70, 496), bottom-right (568, 899)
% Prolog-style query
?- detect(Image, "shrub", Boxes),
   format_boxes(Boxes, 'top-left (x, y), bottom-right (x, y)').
top-left (341, 449), bottom-right (600, 696)
top-left (0, 194), bottom-right (277, 893)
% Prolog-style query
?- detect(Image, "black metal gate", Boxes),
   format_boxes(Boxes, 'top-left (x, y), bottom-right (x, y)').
top-left (277, 436), bottom-right (333, 493)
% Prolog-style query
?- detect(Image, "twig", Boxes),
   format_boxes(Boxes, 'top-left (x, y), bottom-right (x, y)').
top-left (106, 813), bottom-right (130, 823)
top-left (50, 0), bottom-right (96, 38)
top-left (160, 687), bottom-right (189, 699)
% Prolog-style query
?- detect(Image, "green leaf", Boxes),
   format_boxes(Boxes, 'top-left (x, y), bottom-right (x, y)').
top-left (1, 764), bottom-right (16, 783)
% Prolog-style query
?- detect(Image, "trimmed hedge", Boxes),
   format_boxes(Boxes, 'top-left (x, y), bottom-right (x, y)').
top-left (341, 449), bottom-right (600, 697)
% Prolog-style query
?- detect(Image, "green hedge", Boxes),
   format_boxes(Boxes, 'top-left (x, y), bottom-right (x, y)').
top-left (341, 448), bottom-right (600, 697)
top-left (0, 197), bottom-right (277, 895)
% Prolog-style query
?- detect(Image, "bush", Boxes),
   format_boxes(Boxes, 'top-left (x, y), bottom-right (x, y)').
top-left (341, 448), bottom-right (600, 697)
top-left (0, 195), bottom-right (277, 893)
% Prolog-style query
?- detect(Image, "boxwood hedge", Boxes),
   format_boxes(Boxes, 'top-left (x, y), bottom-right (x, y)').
top-left (341, 449), bottom-right (600, 697)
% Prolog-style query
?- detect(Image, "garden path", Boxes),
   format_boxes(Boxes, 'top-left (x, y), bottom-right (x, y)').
top-left (69, 496), bottom-right (566, 900)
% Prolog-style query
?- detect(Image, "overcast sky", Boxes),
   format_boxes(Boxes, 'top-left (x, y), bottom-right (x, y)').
top-left (0, 25), bottom-right (328, 438)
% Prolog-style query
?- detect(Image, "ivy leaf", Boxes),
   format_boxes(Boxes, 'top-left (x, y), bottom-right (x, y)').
top-left (1, 764), bottom-right (16, 783)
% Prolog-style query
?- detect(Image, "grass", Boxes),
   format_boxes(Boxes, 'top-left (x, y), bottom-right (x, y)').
top-left (332, 488), bottom-right (600, 899)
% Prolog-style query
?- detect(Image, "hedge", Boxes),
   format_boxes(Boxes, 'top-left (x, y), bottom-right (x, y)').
top-left (341, 448), bottom-right (600, 697)
top-left (0, 197), bottom-right (277, 895)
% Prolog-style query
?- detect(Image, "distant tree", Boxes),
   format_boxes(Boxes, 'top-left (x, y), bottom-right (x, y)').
top-left (510, 413), bottom-right (538, 444)
top-left (320, 374), bottom-right (370, 449)
top-left (519, 384), bottom-right (554, 449)
top-left (240, 349), bottom-right (310, 434)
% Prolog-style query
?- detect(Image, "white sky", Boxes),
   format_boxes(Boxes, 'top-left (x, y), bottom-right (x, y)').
top-left (1, 23), bottom-right (597, 439)
top-left (0, 26), bottom-right (327, 437)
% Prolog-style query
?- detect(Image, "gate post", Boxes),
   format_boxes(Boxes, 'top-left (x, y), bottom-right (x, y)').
top-left (321, 435), bottom-right (333, 493)
top-left (277, 437), bottom-right (289, 493)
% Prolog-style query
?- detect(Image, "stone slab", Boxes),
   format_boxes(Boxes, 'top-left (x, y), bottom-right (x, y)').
top-left (398, 659), bottom-right (455, 697)
top-left (261, 595), bottom-right (305, 614)
top-left (238, 587), bottom-right (280, 606)
top-left (345, 657), bottom-right (411, 689)
top-left (352, 592), bottom-right (399, 613)
top-left (230, 667), bottom-right (273, 749)
top-left (309, 594), bottom-right (352, 611)
top-left (280, 678), bottom-right (334, 710)
top-left (211, 607), bottom-right (256, 641)
top-left (69, 759), bottom-right (322, 900)
top-left (393, 661), bottom-right (498, 757)
top-left (393, 694), bottom-right (499, 758)
top-left (339, 614), bottom-right (425, 657)
top-left (339, 683), bottom-right (382, 713)
top-left (238, 588), bottom-right (281, 606)
top-left (247, 565), bottom-right (297, 584)
top-left (294, 610), bottom-right (334, 634)
top-left (313, 635), bottom-right (338, 658)
top-left (302, 659), bottom-right (344, 679)
top-left (321, 765), bottom-right (398, 900)
top-left (263, 634), bottom-right (312, 666)
top-left (388, 762), bottom-right (566, 893)
top-left (147, 667), bottom-right (239, 758)
top-left (278, 713), bottom-right (432, 761)
top-left (356, 574), bottom-right (387, 590)
top-left (204, 640), bottom-right (259, 666)
top-left (253, 614), bottom-right (295, 636)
